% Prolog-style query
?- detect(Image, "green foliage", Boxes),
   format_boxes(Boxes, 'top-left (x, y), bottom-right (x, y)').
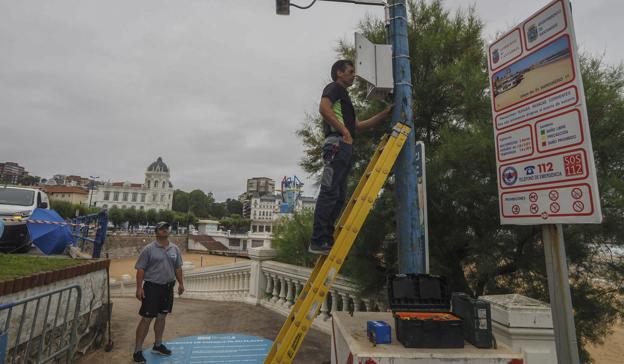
top-left (219, 214), bottom-right (251, 234)
top-left (107, 206), bottom-right (125, 227)
top-left (294, 1), bottom-right (624, 361)
top-left (172, 189), bottom-right (189, 212)
top-left (49, 200), bottom-right (98, 218)
top-left (146, 209), bottom-right (158, 225)
top-left (272, 211), bottom-right (317, 268)
top-left (225, 198), bottom-right (243, 215)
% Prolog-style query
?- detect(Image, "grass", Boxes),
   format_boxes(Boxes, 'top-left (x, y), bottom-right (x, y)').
top-left (0, 254), bottom-right (82, 280)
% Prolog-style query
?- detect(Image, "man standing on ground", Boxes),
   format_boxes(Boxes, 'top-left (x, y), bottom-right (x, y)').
top-left (309, 60), bottom-right (393, 254)
top-left (132, 221), bottom-right (185, 362)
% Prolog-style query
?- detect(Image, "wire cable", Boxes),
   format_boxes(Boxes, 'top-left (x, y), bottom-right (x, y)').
top-left (291, 0), bottom-right (318, 10)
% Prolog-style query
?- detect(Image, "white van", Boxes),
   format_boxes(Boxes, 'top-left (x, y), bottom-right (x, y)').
top-left (0, 186), bottom-right (50, 253)
top-left (0, 186), bottom-right (50, 217)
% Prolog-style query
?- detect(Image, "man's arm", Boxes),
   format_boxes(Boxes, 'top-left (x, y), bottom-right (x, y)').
top-left (320, 97), bottom-right (353, 144)
top-left (175, 268), bottom-right (185, 295)
top-left (135, 269), bottom-right (145, 301)
top-left (355, 104), bottom-right (393, 133)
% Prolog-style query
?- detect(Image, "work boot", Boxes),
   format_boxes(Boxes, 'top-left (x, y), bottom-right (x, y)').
top-left (132, 351), bottom-right (146, 363)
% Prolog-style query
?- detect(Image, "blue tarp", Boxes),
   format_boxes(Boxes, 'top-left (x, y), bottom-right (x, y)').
top-left (27, 209), bottom-right (74, 255)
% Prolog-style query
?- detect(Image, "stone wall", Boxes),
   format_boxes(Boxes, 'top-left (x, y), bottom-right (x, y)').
top-left (0, 269), bottom-right (110, 362)
top-left (101, 234), bottom-right (187, 258)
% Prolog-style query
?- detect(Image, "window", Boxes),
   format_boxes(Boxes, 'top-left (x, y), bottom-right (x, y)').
top-left (160, 194), bottom-right (165, 202)
top-left (132, 192), bottom-right (137, 202)
top-left (147, 180), bottom-right (151, 188)
top-left (102, 204), bottom-right (108, 208)
top-left (103, 191), bottom-right (110, 201)
top-left (154, 180), bottom-right (159, 189)
top-left (141, 193), bottom-right (146, 202)
top-left (122, 192), bottom-right (128, 201)
top-left (139, 206), bottom-right (144, 210)
top-left (113, 192), bottom-right (119, 201)
top-left (162, 181), bottom-right (165, 189)
top-left (152, 193), bottom-right (157, 202)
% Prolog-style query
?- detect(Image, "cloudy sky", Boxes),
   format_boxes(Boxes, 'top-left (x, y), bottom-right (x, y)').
top-left (1, 0), bottom-right (620, 201)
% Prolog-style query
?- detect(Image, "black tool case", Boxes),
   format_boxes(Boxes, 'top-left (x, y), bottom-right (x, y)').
top-left (388, 274), bottom-right (464, 348)
top-left (451, 292), bottom-right (493, 348)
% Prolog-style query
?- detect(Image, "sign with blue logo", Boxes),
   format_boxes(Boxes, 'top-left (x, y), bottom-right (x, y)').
top-left (144, 334), bottom-right (271, 364)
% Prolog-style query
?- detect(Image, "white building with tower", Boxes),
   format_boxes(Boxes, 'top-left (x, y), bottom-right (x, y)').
top-left (88, 157), bottom-right (174, 211)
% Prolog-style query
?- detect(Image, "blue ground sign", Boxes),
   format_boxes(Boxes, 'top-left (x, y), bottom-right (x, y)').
top-left (143, 333), bottom-right (272, 364)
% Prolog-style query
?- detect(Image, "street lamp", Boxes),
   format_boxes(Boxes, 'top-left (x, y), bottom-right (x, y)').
top-left (88, 176), bottom-right (99, 208)
top-left (276, 0), bottom-right (385, 15)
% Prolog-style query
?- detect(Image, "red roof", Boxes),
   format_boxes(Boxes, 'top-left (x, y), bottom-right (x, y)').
top-left (42, 186), bottom-right (88, 195)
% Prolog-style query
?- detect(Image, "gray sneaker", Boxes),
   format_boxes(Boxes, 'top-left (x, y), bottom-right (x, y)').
top-left (308, 242), bottom-right (332, 255)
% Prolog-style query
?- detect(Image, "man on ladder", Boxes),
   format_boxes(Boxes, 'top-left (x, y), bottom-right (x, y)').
top-left (309, 59), bottom-right (393, 254)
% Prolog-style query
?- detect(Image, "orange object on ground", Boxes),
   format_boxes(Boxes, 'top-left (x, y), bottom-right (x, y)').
top-left (394, 312), bottom-right (460, 321)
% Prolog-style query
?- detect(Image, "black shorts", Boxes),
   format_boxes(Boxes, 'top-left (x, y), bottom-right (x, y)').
top-left (139, 281), bottom-right (175, 318)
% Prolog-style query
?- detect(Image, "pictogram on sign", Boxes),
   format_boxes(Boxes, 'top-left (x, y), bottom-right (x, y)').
top-left (530, 204), bottom-right (539, 214)
top-left (550, 202), bottom-right (561, 213)
top-left (549, 190), bottom-right (559, 201)
top-left (571, 188), bottom-right (583, 199)
top-left (573, 201), bottom-right (584, 212)
top-left (529, 192), bottom-right (538, 202)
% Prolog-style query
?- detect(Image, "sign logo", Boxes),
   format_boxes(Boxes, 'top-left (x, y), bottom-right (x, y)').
top-left (492, 49), bottom-right (500, 64)
top-left (527, 24), bottom-right (538, 42)
top-left (524, 165), bottom-right (536, 175)
top-left (502, 166), bottom-right (518, 185)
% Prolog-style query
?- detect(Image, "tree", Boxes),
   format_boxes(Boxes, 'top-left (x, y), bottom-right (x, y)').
top-left (124, 208), bottom-right (139, 230)
top-left (188, 189), bottom-right (214, 218)
top-left (225, 198), bottom-right (243, 215)
top-left (172, 189), bottom-right (189, 213)
top-left (272, 211), bottom-right (317, 268)
top-left (219, 214), bottom-right (250, 234)
top-left (158, 209), bottom-right (175, 224)
top-left (294, 1), bottom-right (624, 361)
top-left (135, 209), bottom-right (147, 226)
top-left (146, 209), bottom-right (158, 225)
top-left (108, 206), bottom-right (125, 228)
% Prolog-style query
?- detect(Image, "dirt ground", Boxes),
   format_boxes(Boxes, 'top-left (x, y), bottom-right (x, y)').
top-left (108, 253), bottom-right (241, 280)
top-left (495, 58), bottom-right (573, 110)
top-left (587, 321), bottom-right (624, 364)
top-left (77, 298), bottom-right (330, 364)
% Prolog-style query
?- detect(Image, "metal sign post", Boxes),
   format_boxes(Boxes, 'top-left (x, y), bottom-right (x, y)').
top-left (542, 224), bottom-right (580, 364)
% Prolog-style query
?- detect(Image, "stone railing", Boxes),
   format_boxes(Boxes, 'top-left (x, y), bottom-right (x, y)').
top-left (109, 247), bottom-right (384, 333)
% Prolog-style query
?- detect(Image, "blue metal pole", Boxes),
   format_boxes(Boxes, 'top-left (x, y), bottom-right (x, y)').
top-left (389, 0), bottom-right (424, 274)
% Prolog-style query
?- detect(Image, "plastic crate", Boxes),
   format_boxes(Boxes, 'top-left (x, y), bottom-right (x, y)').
top-left (388, 274), bottom-right (464, 348)
top-left (451, 292), bottom-right (493, 348)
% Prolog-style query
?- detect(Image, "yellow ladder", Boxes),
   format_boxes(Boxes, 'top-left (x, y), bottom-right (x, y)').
top-left (264, 122), bottom-right (411, 364)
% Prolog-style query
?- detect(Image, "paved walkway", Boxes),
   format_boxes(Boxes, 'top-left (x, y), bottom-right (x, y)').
top-left (77, 297), bottom-right (330, 364)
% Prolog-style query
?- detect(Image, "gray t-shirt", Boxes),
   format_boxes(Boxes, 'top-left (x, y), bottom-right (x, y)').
top-left (135, 241), bottom-right (183, 285)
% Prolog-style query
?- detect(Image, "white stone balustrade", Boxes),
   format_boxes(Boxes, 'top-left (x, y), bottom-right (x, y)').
top-left (109, 247), bottom-right (386, 333)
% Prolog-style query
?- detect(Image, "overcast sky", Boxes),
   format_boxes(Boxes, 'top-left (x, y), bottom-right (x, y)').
top-left (1, 0), bottom-right (620, 201)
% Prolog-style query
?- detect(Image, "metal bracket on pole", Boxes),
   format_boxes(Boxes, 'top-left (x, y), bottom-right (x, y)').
top-left (542, 224), bottom-right (581, 364)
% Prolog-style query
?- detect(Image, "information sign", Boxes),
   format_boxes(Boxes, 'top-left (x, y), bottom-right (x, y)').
top-left (487, 0), bottom-right (602, 224)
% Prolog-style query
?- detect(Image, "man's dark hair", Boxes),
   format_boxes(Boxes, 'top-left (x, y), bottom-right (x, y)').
top-left (331, 60), bottom-right (354, 81)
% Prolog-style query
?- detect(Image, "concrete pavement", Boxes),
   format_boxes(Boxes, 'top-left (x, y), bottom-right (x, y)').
top-left (77, 297), bottom-right (331, 364)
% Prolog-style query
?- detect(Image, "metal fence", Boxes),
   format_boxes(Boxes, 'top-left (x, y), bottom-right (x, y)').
top-left (0, 285), bottom-right (82, 364)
